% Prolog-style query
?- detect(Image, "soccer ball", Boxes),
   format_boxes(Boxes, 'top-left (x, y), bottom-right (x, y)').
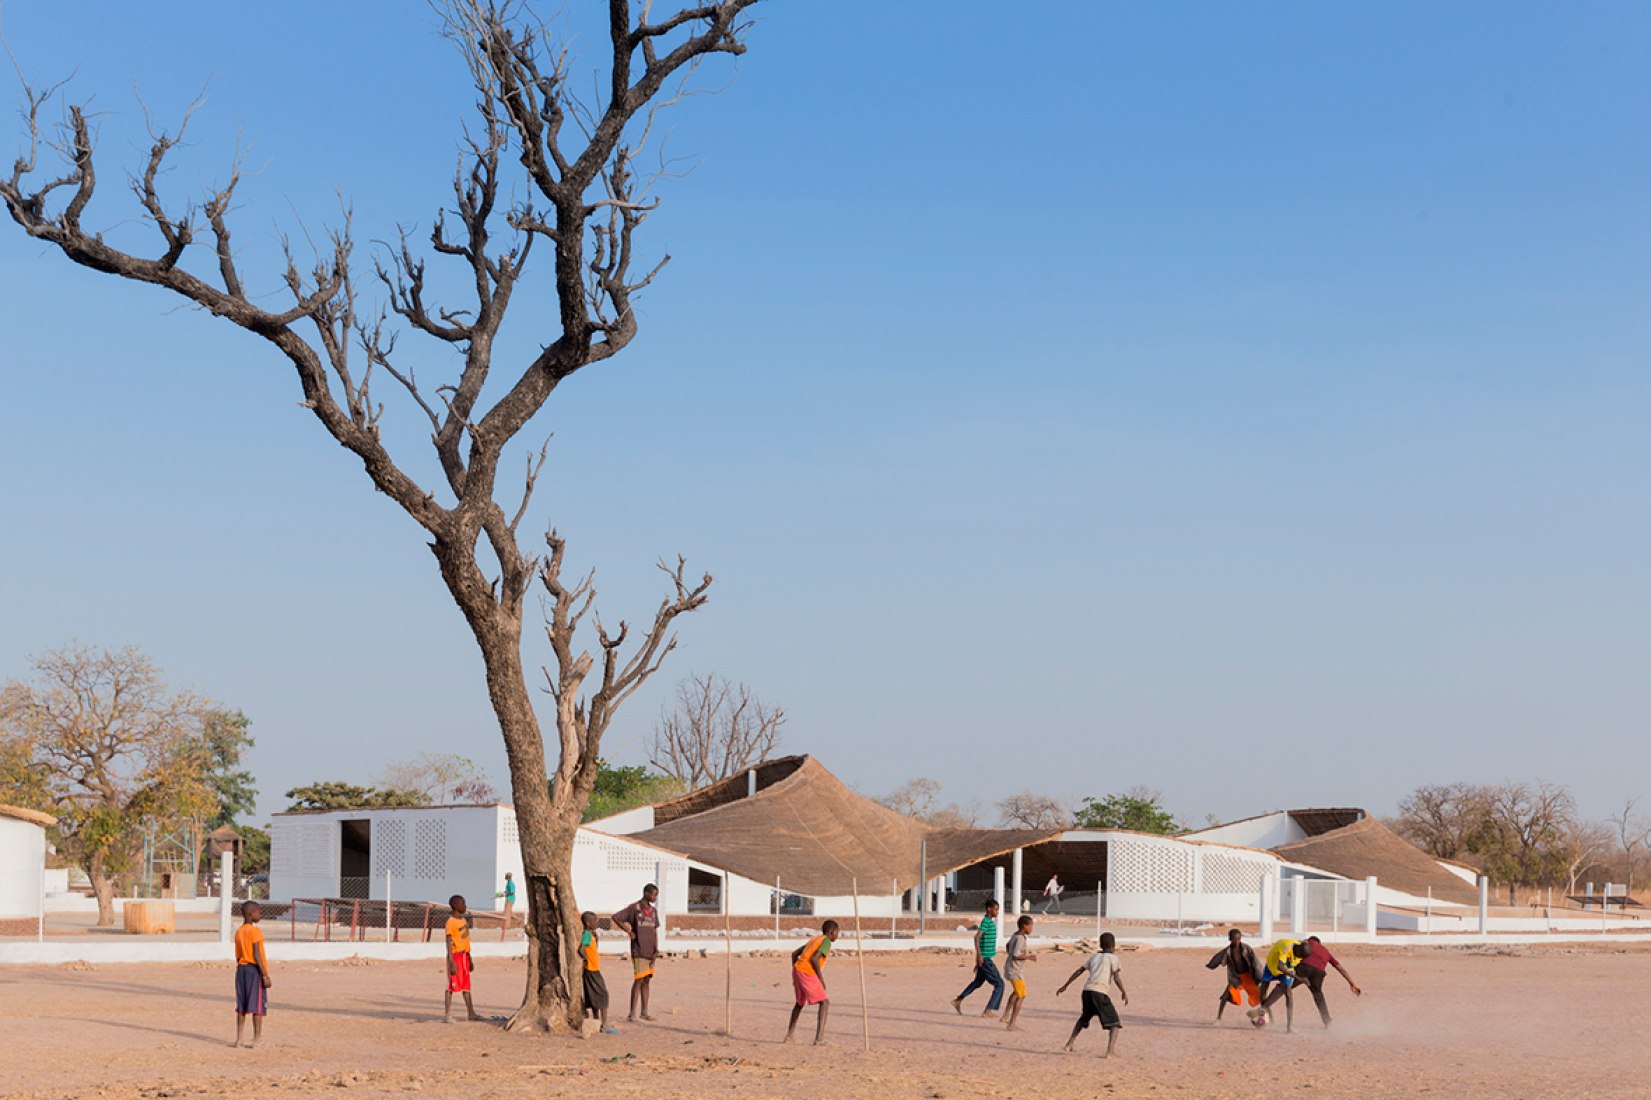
top-left (1251, 1013), bottom-right (1269, 1029)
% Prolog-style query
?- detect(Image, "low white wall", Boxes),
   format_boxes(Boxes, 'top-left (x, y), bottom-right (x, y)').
top-left (1105, 891), bottom-right (1260, 924)
top-left (45, 896), bottom-right (223, 916)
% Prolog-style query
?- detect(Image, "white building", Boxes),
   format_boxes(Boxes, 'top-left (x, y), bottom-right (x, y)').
top-left (0, 804), bottom-right (55, 924)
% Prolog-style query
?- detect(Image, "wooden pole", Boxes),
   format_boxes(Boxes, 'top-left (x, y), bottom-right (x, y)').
top-left (724, 879), bottom-right (734, 1037)
top-left (853, 877), bottom-right (870, 1053)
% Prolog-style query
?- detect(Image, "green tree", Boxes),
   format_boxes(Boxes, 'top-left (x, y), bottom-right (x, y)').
top-left (238, 824), bottom-right (272, 876)
top-left (200, 710), bottom-right (258, 828)
top-left (1074, 788), bottom-right (1183, 834)
top-left (0, 644), bottom-right (220, 924)
top-left (582, 762), bottom-right (683, 822)
top-left (284, 782), bottom-right (431, 811)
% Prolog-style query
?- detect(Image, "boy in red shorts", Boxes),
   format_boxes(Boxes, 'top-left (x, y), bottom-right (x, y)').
top-left (444, 895), bottom-right (480, 1022)
top-left (232, 900), bottom-right (271, 1048)
top-left (784, 920), bottom-right (838, 1045)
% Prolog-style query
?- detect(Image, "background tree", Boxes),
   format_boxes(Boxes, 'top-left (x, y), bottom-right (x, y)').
top-left (380, 752), bottom-right (496, 804)
top-left (876, 777), bottom-right (981, 828)
top-left (1556, 817), bottom-right (1614, 898)
top-left (1471, 781), bottom-right (1575, 904)
top-left (199, 710), bottom-right (258, 829)
top-left (1074, 787), bottom-right (1183, 834)
top-left (581, 761), bottom-right (685, 822)
top-left (996, 791), bottom-right (1072, 831)
top-left (1393, 782), bottom-right (1492, 861)
top-left (648, 673), bottom-right (785, 789)
top-left (2, 1), bottom-right (760, 1030)
top-left (283, 782), bottom-right (432, 811)
top-left (0, 645), bottom-right (217, 924)
top-left (238, 824), bottom-right (272, 877)
top-left (1609, 799), bottom-right (1651, 895)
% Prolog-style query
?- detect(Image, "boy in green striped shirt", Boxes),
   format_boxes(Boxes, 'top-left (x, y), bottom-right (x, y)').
top-left (950, 900), bottom-right (1005, 1016)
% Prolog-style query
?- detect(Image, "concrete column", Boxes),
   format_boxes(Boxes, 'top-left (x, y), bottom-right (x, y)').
top-left (1364, 876), bottom-right (1378, 936)
top-left (1476, 875), bottom-right (1489, 935)
top-left (1258, 873), bottom-right (1275, 943)
top-left (934, 877), bottom-right (947, 916)
top-left (992, 866), bottom-right (1005, 918)
top-left (1289, 878), bottom-right (1306, 937)
top-left (218, 850), bottom-right (234, 943)
top-left (1010, 849), bottom-right (1024, 918)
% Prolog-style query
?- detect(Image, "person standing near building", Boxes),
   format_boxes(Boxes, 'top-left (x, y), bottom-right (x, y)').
top-left (495, 872), bottom-right (516, 933)
top-left (612, 884), bottom-right (661, 1022)
top-left (950, 899), bottom-right (1005, 1017)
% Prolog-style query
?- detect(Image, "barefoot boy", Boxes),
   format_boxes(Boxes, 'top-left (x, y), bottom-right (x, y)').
top-left (444, 895), bottom-right (480, 1022)
top-left (1057, 931), bottom-right (1128, 1057)
top-left (233, 900), bottom-right (271, 1048)
top-left (785, 920), bottom-right (837, 1045)
top-left (1253, 937), bottom-right (1307, 1031)
top-left (580, 911), bottom-right (619, 1034)
top-left (1206, 928), bottom-right (1261, 1023)
top-left (612, 884), bottom-right (661, 1022)
top-left (1001, 914), bottom-right (1036, 1030)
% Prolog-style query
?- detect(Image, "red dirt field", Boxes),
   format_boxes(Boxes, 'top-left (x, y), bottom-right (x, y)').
top-left (4, 942), bottom-right (1649, 1099)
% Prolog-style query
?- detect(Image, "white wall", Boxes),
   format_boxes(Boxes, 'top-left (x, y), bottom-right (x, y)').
top-left (572, 831), bottom-right (691, 917)
top-left (270, 807), bottom-right (512, 907)
top-left (0, 817), bottom-right (47, 918)
top-left (586, 805), bottom-right (655, 835)
top-left (1435, 860), bottom-right (1479, 886)
top-left (1183, 813), bottom-right (1306, 850)
top-left (269, 816), bottom-right (339, 901)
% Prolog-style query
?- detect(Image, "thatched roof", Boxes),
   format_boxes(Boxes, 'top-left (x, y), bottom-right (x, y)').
top-left (630, 756), bottom-right (1057, 896)
top-left (1273, 817), bottom-right (1480, 906)
top-left (0, 804), bottom-right (56, 829)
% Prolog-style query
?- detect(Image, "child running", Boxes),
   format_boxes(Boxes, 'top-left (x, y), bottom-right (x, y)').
top-left (579, 911), bottom-right (619, 1034)
top-left (950, 899), bottom-right (1005, 1017)
top-left (785, 920), bottom-right (838, 1045)
top-left (444, 894), bottom-right (481, 1023)
top-left (1251, 937), bottom-right (1307, 1032)
top-left (1206, 927), bottom-right (1261, 1024)
top-left (232, 900), bottom-right (271, 1048)
top-left (1001, 914), bottom-right (1036, 1030)
top-left (1057, 931), bottom-right (1128, 1057)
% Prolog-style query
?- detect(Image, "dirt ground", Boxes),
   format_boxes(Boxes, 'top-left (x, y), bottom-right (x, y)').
top-left (4, 942), bottom-right (1649, 1099)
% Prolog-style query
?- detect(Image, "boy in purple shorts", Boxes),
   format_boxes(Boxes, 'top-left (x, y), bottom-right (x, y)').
top-left (233, 901), bottom-right (271, 1048)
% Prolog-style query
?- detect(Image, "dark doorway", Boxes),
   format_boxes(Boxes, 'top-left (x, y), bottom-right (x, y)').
top-left (340, 819), bottom-right (372, 880)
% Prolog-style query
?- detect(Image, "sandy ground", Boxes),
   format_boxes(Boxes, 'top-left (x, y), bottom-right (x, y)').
top-left (4, 942), bottom-right (1650, 1099)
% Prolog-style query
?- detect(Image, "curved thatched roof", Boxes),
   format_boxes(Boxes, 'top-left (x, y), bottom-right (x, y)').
top-left (630, 756), bottom-right (1057, 896)
top-left (1273, 817), bottom-right (1480, 906)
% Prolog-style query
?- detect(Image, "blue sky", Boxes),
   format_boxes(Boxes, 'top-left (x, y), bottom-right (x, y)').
top-left (2, 2), bottom-right (1647, 826)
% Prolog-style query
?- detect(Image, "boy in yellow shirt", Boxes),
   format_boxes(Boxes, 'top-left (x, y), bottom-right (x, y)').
top-left (232, 900), bottom-right (271, 1048)
top-left (444, 895), bottom-right (480, 1022)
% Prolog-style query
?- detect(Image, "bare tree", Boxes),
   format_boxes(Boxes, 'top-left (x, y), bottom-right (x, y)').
top-left (2, 1), bottom-right (759, 1031)
top-left (1394, 782), bottom-right (1489, 862)
top-left (996, 791), bottom-right (1072, 831)
top-left (1557, 817), bottom-right (1613, 899)
top-left (1477, 781), bottom-right (1575, 904)
top-left (0, 645), bottom-right (218, 925)
top-left (1609, 799), bottom-right (1651, 896)
top-left (380, 752), bottom-right (496, 804)
top-left (877, 777), bottom-right (980, 828)
top-left (648, 673), bottom-right (785, 789)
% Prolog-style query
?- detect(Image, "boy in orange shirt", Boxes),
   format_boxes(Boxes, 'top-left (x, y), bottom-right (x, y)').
top-left (232, 900), bottom-right (271, 1048)
top-left (784, 920), bottom-right (838, 1045)
top-left (580, 911), bottom-right (619, 1034)
top-left (444, 895), bottom-right (480, 1022)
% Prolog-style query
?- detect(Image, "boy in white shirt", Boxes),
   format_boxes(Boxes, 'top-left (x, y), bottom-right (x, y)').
top-left (1056, 931), bottom-right (1128, 1057)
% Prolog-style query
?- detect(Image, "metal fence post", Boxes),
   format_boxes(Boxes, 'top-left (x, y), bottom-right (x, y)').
top-left (774, 876), bottom-right (781, 941)
top-left (385, 871), bottom-right (393, 943)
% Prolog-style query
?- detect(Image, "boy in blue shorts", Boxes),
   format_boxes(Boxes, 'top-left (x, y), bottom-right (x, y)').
top-left (232, 901), bottom-right (271, 1048)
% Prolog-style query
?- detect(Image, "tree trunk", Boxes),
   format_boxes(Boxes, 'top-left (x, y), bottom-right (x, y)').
top-left (436, 547), bottom-right (585, 1033)
top-left (89, 854), bottom-right (115, 927)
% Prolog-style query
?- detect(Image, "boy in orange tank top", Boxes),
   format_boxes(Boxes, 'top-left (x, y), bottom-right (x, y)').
top-left (784, 920), bottom-right (838, 1045)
